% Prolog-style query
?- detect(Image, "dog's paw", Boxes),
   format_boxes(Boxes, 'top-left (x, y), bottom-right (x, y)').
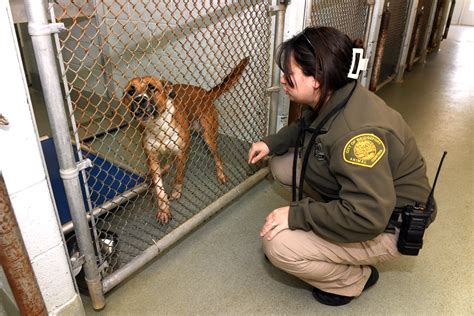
top-left (170, 184), bottom-right (182, 200)
top-left (218, 173), bottom-right (228, 184)
top-left (156, 210), bottom-right (171, 224)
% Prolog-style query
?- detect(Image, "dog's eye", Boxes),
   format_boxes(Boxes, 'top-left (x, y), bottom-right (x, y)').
top-left (126, 85), bottom-right (136, 96)
top-left (147, 83), bottom-right (158, 93)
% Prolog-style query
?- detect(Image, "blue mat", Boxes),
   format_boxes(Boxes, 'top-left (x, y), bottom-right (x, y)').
top-left (41, 137), bottom-right (144, 225)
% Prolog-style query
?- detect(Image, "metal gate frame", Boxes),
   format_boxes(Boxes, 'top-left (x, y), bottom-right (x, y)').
top-left (23, 0), bottom-right (285, 309)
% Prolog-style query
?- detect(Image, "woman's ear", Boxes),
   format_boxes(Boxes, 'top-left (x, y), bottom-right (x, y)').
top-left (312, 78), bottom-right (321, 89)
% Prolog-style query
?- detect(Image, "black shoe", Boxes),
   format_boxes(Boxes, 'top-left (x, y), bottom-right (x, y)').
top-left (312, 265), bottom-right (379, 306)
top-left (363, 265), bottom-right (379, 291)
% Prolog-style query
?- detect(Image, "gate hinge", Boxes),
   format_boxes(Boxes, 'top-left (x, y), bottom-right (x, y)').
top-left (268, 4), bottom-right (286, 15)
top-left (28, 22), bottom-right (66, 36)
top-left (60, 158), bottom-right (92, 180)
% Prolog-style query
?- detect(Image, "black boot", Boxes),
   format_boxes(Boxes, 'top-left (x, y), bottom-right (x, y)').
top-left (312, 266), bottom-right (379, 306)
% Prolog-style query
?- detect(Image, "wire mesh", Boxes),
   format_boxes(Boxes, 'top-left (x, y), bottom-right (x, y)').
top-left (415, 0), bottom-right (435, 57)
top-left (51, 0), bottom-right (271, 277)
top-left (378, 0), bottom-right (410, 85)
top-left (307, 0), bottom-right (370, 41)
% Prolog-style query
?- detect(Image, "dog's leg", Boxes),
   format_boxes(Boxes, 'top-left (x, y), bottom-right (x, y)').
top-left (200, 115), bottom-right (227, 183)
top-left (144, 146), bottom-right (171, 224)
top-left (170, 144), bottom-right (189, 200)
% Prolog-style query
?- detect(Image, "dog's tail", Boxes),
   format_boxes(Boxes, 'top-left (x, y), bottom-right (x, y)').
top-left (208, 57), bottom-right (249, 99)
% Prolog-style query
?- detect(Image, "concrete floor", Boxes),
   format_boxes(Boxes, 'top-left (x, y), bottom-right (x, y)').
top-left (80, 25), bottom-right (473, 315)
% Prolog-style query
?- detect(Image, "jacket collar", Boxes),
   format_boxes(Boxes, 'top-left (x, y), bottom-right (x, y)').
top-left (310, 81), bottom-right (357, 128)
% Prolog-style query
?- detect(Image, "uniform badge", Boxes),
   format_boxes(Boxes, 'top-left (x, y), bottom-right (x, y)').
top-left (313, 142), bottom-right (325, 160)
top-left (343, 133), bottom-right (385, 168)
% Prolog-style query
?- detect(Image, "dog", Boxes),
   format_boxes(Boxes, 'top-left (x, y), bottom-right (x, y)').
top-left (121, 57), bottom-right (249, 223)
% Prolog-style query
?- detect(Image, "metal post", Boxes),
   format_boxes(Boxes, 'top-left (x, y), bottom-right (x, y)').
top-left (420, 0), bottom-right (440, 63)
top-left (22, 0), bottom-right (105, 309)
top-left (360, 0), bottom-right (386, 88)
top-left (369, 4), bottom-right (391, 92)
top-left (407, 7), bottom-right (424, 71)
top-left (267, 0), bottom-right (288, 135)
top-left (0, 174), bottom-right (47, 316)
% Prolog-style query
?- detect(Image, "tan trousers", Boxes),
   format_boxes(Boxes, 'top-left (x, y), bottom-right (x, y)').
top-left (264, 152), bottom-right (401, 297)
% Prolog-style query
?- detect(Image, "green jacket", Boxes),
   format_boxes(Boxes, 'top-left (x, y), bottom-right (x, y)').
top-left (263, 82), bottom-right (435, 243)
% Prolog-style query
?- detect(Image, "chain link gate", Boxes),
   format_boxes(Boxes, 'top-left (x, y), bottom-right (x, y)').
top-left (307, 0), bottom-right (370, 43)
top-left (48, 0), bottom-right (272, 297)
top-left (286, 0), bottom-right (371, 122)
top-left (406, 0), bottom-right (436, 70)
top-left (371, 0), bottom-right (411, 91)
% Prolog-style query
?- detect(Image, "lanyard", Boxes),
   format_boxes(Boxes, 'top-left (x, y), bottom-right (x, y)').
top-left (292, 83), bottom-right (357, 202)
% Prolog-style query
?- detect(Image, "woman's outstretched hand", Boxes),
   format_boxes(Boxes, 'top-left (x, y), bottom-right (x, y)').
top-left (248, 141), bottom-right (270, 164)
top-left (260, 206), bottom-right (290, 240)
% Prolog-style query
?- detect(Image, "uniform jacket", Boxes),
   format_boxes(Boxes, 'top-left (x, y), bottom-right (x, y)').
top-left (263, 81), bottom-right (435, 243)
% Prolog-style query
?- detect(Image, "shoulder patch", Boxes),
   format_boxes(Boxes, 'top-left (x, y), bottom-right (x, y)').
top-left (343, 133), bottom-right (385, 168)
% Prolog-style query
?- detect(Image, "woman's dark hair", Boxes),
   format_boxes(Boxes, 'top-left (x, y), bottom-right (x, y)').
top-left (277, 26), bottom-right (363, 111)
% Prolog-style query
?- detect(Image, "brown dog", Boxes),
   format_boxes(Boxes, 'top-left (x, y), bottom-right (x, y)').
top-left (122, 57), bottom-right (249, 223)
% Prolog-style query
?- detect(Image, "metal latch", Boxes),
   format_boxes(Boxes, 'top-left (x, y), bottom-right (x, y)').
top-left (28, 22), bottom-right (66, 36)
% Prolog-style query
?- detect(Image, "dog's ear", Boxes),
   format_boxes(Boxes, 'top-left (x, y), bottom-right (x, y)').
top-left (163, 80), bottom-right (176, 99)
top-left (125, 85), bottom-right (136, 97)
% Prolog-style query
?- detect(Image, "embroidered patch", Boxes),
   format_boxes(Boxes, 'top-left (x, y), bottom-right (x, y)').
top-left (343, 133), bottom-right (385, 168)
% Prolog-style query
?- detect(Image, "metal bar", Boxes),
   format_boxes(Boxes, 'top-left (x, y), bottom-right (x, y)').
top-left (22, 0), bottom-right (105, 310)
top-left (443, 0), bottom-right (455, 39)
top-left (420, 0), bottom-right (440, 63)
top-left (407, 7), bottom-right (424, 72)
top-left (363, 0), bottom-right (376, 51)
top-left (369, 5), bottom-right (391, 92)
top-left (62, 183), bottom-right (148, 235)
top-left (0, 174), bottom-right (47, 316)
top-left (268, 1), bottom-right (288, 135)
top-left (48, 3), bottom-right (104, 266)
top-left (102, 167), bottom-right (270, 293)
top-left (396, 0), bottom-right (419, 82)
top-left (360, 0), bottom-right (386, 88)
top-left (376, 74), bottom-right (396, 91)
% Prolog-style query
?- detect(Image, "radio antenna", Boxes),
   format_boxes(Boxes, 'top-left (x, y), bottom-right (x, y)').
top-left (426, 151), bottom-right (448, 211)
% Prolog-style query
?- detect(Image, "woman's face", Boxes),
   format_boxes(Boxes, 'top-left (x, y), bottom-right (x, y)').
top-left (280, 54), bottom-right (320, 107)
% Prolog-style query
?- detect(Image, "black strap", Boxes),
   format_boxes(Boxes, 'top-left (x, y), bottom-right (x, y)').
top-left (292, 83), bottom-right (357, 202)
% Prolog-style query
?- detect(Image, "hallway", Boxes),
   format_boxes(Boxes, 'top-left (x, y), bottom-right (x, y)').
top-left (82, 25), bottom-right (473, 315)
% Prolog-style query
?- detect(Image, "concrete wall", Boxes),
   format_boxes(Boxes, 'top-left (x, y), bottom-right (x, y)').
top-left (0, 2), bottom-right (84, 315)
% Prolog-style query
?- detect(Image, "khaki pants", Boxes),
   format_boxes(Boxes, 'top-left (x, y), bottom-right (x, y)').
top-left (264, 152), bottom-right (401, 297)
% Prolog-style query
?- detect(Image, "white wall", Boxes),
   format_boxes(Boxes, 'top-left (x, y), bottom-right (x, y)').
top-left (0, 2), bottom-right (84, 315)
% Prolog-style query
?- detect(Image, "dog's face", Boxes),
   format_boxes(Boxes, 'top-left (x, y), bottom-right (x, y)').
top-left (122, 76), bottom-right (175, 123)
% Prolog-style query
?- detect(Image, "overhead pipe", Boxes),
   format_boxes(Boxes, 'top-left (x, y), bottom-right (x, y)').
top-left (22, 0), bottom-right (105, 309)
top-left (0, 174), bottom-right (47, 316)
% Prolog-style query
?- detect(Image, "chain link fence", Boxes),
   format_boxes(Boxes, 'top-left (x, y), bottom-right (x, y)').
top-left (308, 0), bottom-right (370, 41)
top-left (50, 0), bottom-right (271, 279)
top-left (377, 0), bottom-right (411, 88)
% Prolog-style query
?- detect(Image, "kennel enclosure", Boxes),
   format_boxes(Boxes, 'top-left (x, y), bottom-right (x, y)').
top-left (18, 0), bottom-right (451, 309)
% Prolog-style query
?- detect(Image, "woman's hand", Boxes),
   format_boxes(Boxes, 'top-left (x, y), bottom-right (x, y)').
top-left (248, 141), bottom-right (270, 164)
top-left (260, 206), bottom-right (290, 240)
